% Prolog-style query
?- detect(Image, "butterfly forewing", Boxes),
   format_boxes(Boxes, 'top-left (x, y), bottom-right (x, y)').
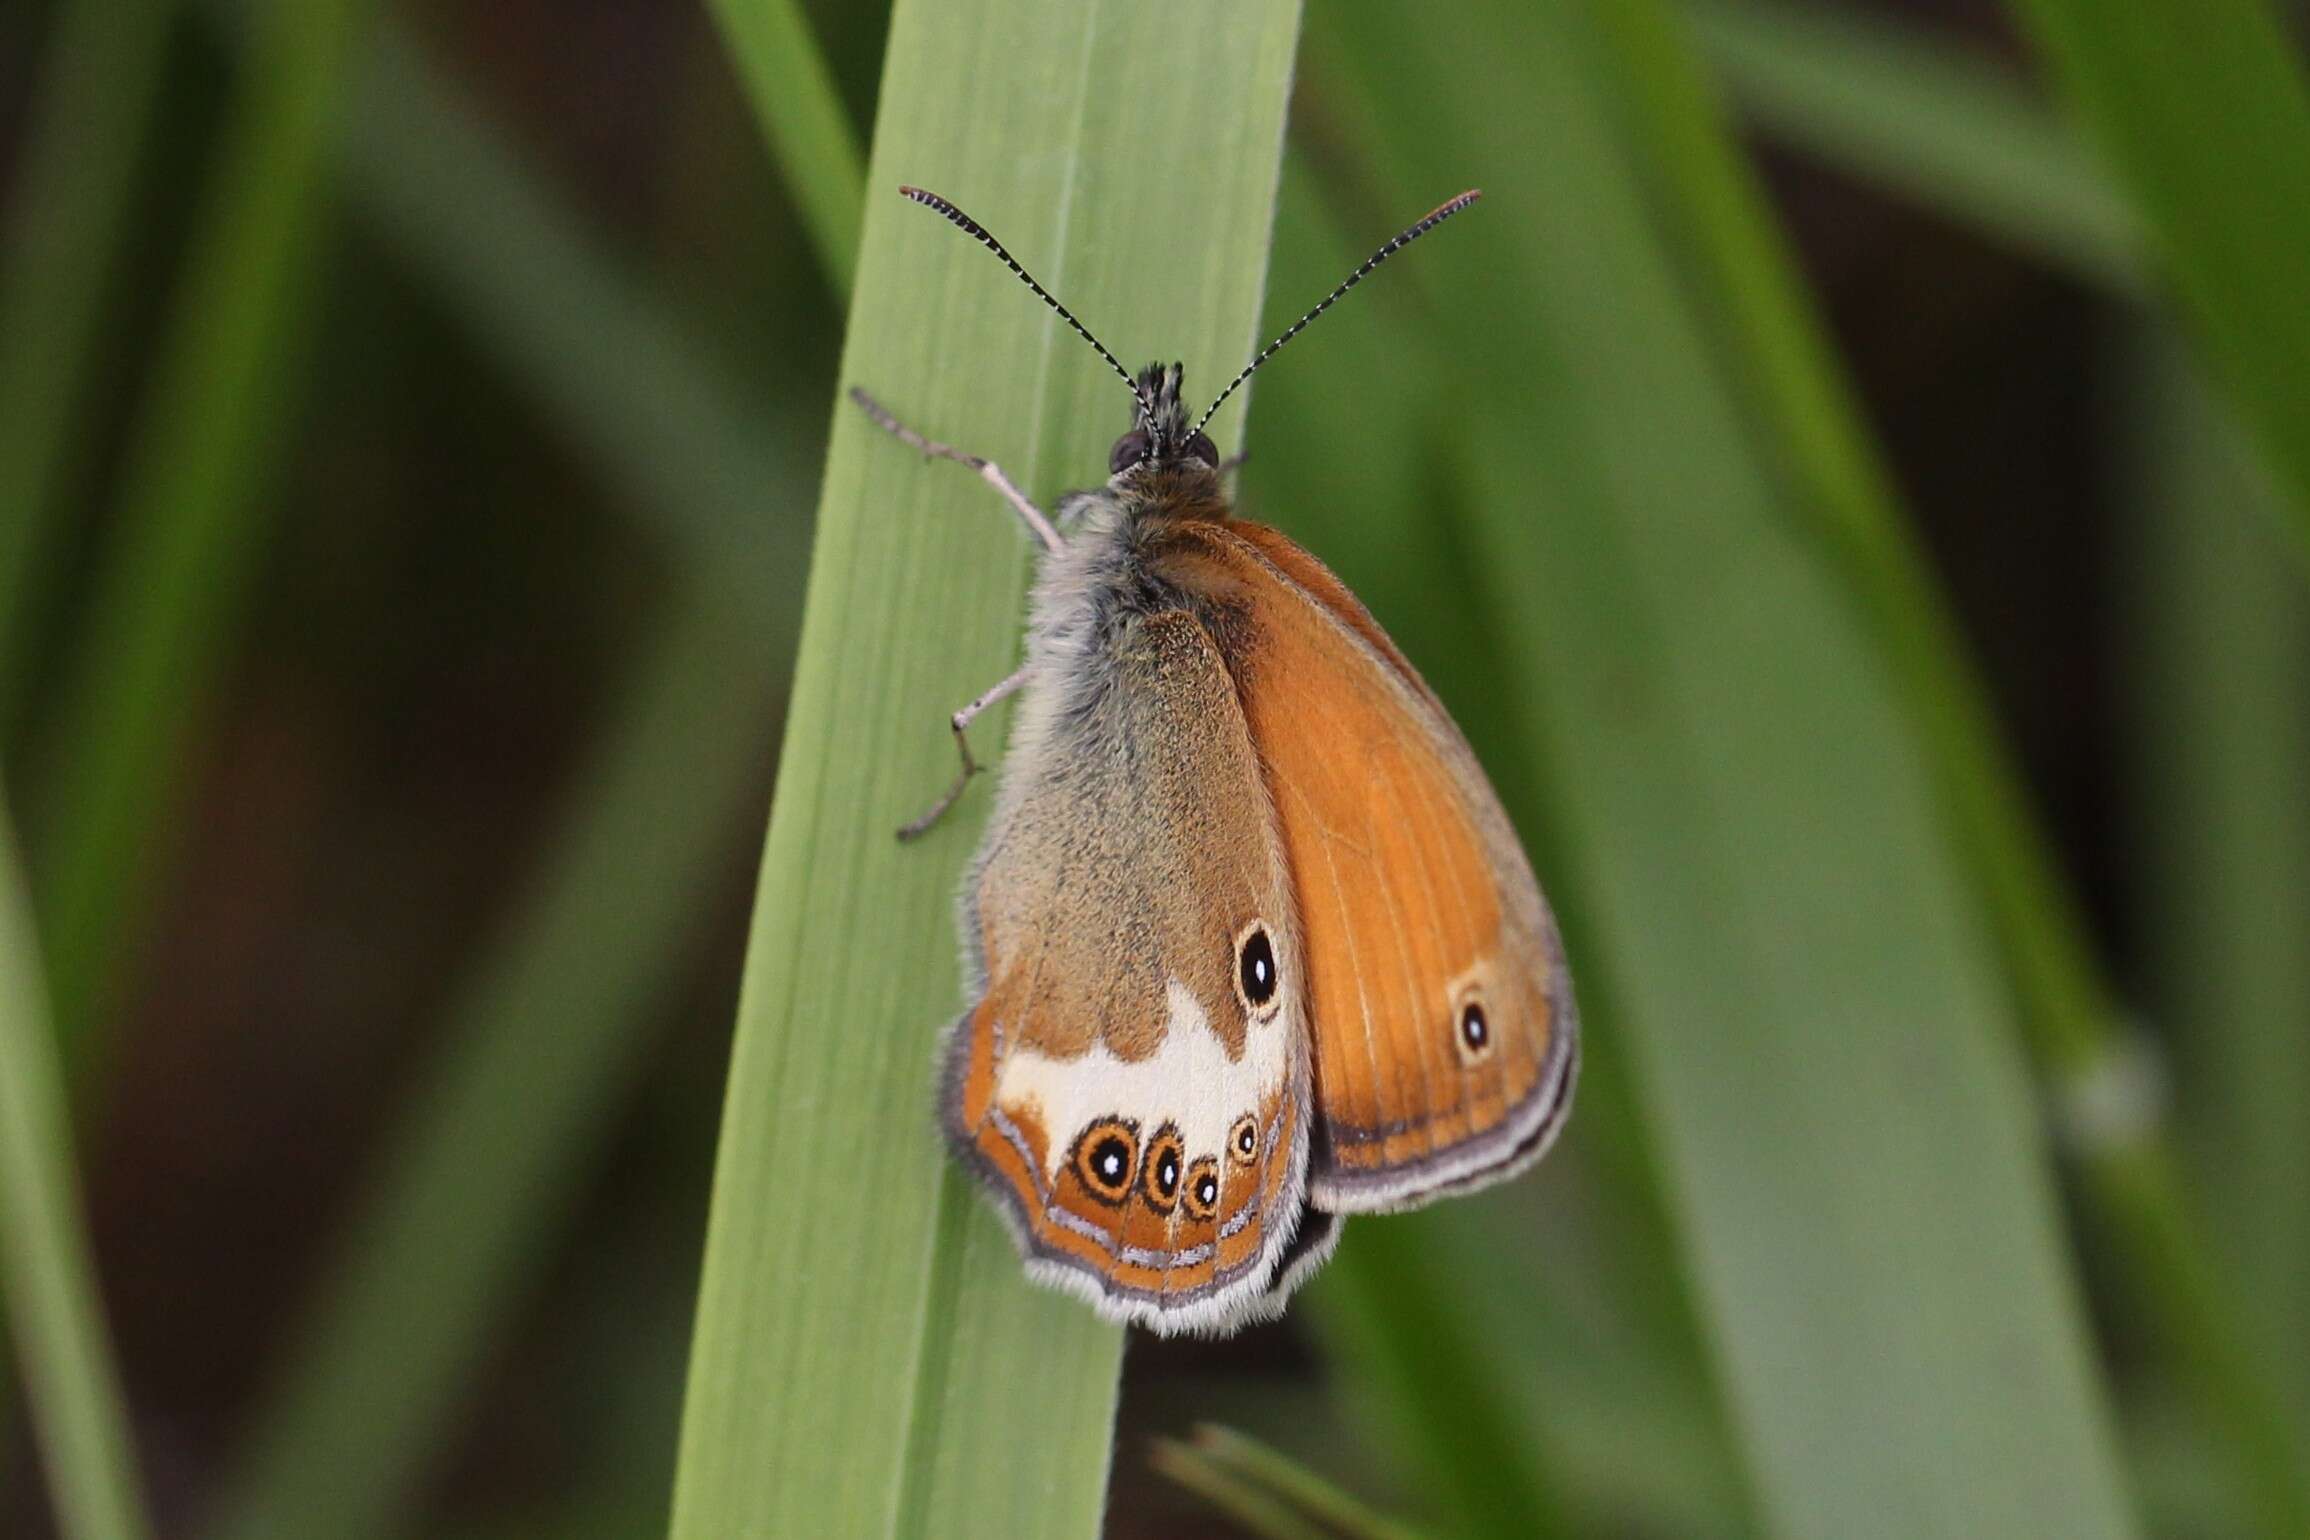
top-left (1155, 521), bottom-right (1579, 1212)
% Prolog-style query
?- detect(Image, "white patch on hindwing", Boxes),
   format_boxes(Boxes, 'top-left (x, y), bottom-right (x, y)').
top-left (998, 977), bottom-right (1291, 1186)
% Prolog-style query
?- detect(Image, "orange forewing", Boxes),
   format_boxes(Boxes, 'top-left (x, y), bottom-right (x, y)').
top-left (1155, 520), bottom-right (1578, 1211)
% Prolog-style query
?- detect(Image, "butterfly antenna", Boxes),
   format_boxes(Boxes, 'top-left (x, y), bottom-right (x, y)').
top-left (1195, 189), bottom-right (1482, 435)
top-left (899, 186), bottom-right (1156, 427)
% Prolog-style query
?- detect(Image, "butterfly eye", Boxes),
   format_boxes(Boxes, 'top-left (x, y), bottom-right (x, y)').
top-left (1235, 923), bottom-right (1280, 1018)
top-left (1141, 1125), bottom-right (1185, 1213)
top-left (1228, 1113), bottom-right (1259, 1166)
top-left (1071, 1118), bottom-right (1140, 1204)
top-left (1109, 430), bottom-right (1151, 475)
top-left (1456, 1000), bottom-right (1493, 1062)
top-left (1180, 1156), bottom-right (1222, 1222)
top-left (1185, 431), bottom-right (1220, 467)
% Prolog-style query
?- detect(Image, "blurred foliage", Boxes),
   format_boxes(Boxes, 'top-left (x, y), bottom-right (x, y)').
top-left (0, 800), bottom-right (150, 1540)
top-left (27, 0), bottom-right (375, 1064)
top-left (2, 0), bottom-right (2306, 1537)
top-left (2007, 0), bottom-right (2310, 569)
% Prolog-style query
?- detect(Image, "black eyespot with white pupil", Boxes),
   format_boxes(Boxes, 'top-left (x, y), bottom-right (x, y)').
top-left (1238, 927), bottom-right (1277, 1010)
top-left (1459, 1002), bottom-right (1491, 1054)
top-left (1072, 1118), bottom-right (1139, 1205)
top-left (1229, 1114), bottom-right (1259, 1165)
top-left (1180, 1155), bottom-right (1222, 1222)
top-left (1141, 1125), bottom-right (1185, 1214)
top-left (1095, 1140), bottom-right (1128, 1182)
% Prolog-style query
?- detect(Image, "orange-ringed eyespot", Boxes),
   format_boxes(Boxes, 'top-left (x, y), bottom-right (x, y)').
top-left (1181, 1156), bottom-right (1222, 1221)
top-left (1071, 1118), bottom-right (1139, 1205)
top-left (1228, 1113), bottom-right (1259, 1166)
top-left (1141, 1125), bottom-right (1185, 1213)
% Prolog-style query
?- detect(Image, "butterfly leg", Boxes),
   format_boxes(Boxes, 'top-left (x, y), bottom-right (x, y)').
top-left (850, 387), bottom-right (1063, 552)
top-left (897, 665), bottom-right (1031, 842)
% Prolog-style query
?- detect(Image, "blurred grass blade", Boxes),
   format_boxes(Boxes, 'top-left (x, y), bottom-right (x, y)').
top-left (666, 0), bottom-right (1302, 1532)
top-left (703, 0), bottom-right (865, 289)
top-left (2126, 333), bottom-right (2310, 1438)
top-left (1149, 1441), bottom-right (1332, 1540)
top-left (1684, 0), bottom-right (2141, 289)
top-left (1594, 0), bottom-right (2114, 1073)
top-left (1307, 2), bottom-right (2137, 1533)
top-left (1311, 1226), bottom-right (1565, 1538)
top-left (334, 20), bottom-right (810, 613)
top-left (202, 15), bottom-right (830, 1537)
top-left (2005, 0), bottom-right (2310, 565)
top-left (0, 0), bottom-right (175, 734)
top-left (1166, 1425), bottom-right (1432, 1540)
top-left (1152, 1426), bottom-right (1432, 1540)
top-left (0, 798), bottom-right (152, 1540)
top-left (27, 0), bottom-right (374, 1055)
top-left (203, 605), bottom-right (780, 1540)
top-left (1253, 161), bottom-right (1743, 1540)
top-left (1591, 6), bottom-right (2310, 1528)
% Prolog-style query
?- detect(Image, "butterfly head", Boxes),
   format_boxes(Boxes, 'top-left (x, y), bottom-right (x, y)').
top-left (1107, 362), bottom-right (1221, 480)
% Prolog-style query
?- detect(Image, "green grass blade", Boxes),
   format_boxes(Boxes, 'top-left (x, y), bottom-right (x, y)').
top-left (0, 0), bottom-right (175, 734)
top-left (703, 0), bottom-right (865, 289)
top-left (0, 798), bottom-right (152, 1540)
top-left (1593, 7), bottom-right (2310, 1526)
top-left (1684, 0), bottom-right (2141, 289)
top-left (2125, 333), bottom-right (2310, 1463)
top-left (2005, 0), bottom-right (2310, 565)
top-left (1306, 3), bottom-right (2137, 1533)
top-left (27, 0), bottom-right (375, 1054)
top-left (665, 0), bottom-right (1302, 1531)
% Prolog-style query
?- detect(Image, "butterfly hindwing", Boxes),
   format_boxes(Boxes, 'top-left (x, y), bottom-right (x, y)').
top-left (943, 605), bottom-right (1313, 1334)
top-left (1154, 521), bottom-right (1579, 1213)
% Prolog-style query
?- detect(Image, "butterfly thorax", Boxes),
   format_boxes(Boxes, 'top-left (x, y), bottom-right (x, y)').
top-left (1115, 464), bottom-right (1230, 525)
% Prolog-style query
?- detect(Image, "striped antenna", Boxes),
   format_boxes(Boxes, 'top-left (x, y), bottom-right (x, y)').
top-left (1195, 189), bottom-right (1482, 435)
top-left (898, 186), bottom-right (1156, 427)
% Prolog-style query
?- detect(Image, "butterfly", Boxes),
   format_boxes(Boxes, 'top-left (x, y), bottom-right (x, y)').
top-left (853, 186), bottom-right (1578, 1336)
